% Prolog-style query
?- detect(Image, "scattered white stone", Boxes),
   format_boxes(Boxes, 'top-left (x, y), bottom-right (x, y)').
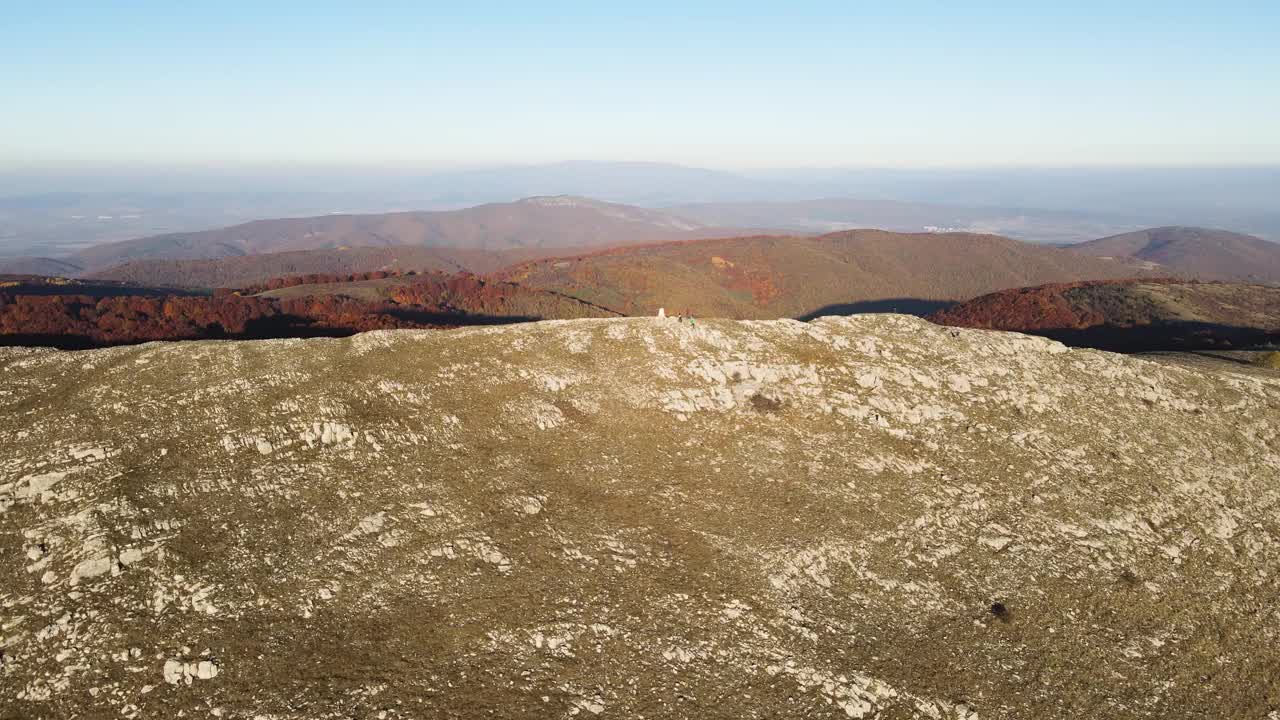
top-left (980, 536), bottom-right (1013, 552)
top-left (12, 472), bottom-right (67, 502)
top-left (69, 557), bottom-right (112, 586)
top-left (162, 660), bottom-right (183, 685)
top-left (301, 421), bottom-right (356, 448)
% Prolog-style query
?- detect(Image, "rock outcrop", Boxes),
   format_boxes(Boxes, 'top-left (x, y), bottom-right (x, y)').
top-left (1, 316), bottom-right (1278, 719)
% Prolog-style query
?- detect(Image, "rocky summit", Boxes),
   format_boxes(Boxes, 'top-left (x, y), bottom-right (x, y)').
top-left (1, 316), bottom-right (1278, 720)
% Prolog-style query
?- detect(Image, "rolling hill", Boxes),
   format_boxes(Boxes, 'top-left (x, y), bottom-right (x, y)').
top-left (84, 245), bottom-right (568, 288)
top-left (71, 196), bottom-right (747, 272)
top-left (494, 230), bottom-right (1150, 319)
top-left (1069, 226), bottom-right (1280, 283)
top-left (930, 279), bottom-right (1280, 351)
top-left (0, 256), bottom-right (85, 277)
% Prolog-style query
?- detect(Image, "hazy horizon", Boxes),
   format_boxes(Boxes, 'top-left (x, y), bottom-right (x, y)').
top-left (3, 3), bottom-right (1279, 256)
top-left (3, 160), bottom-right (1279, 194)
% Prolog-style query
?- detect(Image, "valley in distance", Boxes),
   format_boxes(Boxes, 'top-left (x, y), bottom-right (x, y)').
top-left (2, 194), bottom-right (1278, 354)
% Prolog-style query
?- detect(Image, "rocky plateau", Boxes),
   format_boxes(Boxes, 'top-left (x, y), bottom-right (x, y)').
top-left (1, 316), bottom-right (1278, 719)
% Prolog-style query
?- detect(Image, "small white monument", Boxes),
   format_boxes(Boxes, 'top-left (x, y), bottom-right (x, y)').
top-left (657, 307), bottom-right (666, 319)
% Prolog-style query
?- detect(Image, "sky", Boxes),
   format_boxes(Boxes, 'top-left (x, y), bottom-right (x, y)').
top-left (2, 1), bottom-right (1279, 172)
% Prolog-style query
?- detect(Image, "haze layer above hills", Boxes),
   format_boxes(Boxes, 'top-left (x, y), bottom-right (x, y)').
top-left (670, 198), bottom-right (1142, 246)
top-left (2, 316), bottom-right (1277, 718)
top-left (1070, 226), bottom-right (1280, 283)
top-left (495, 230), bottom-right (1150, 319)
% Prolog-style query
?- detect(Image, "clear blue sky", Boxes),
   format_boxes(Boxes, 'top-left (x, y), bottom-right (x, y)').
top-left (3, 1), bottom-right (1278, 170)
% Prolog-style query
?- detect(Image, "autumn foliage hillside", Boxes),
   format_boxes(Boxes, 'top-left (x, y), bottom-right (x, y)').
top-left (249, 269), bottom-right (619, 320)
top-left (0, 270), bottom-right (615, 349)
top-left (930, 279), bottom-right (1280, 351)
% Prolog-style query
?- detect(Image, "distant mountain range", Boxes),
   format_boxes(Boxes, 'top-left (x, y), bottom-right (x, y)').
top-left (493, 230), bottom-right (1151, 319)
top-left (4, 188), bottom-right (1278, 330)
top-left (64, 196), bottom-right (745, 272)
top-left (21, 193), bottom-right (1156, 281)
top-left (1069, 226), bottom-right (1280, 284)
top-left (4, 193), bottom-right (1276, 303)
top-left (4, 162), bottom-right (1277, 261)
